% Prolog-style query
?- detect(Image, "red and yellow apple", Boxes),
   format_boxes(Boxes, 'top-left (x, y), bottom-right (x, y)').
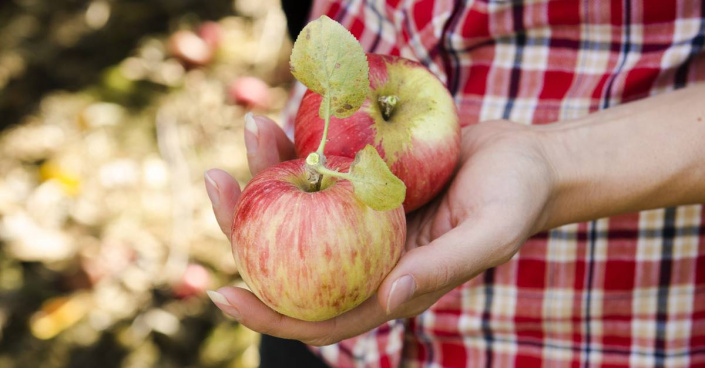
top-left (167, 30), bottom-right (214, 67)
top-left (227, 76), bottom-right (271, 110)
top-left (231, 156), bottom-right (406, 321)
top-left (294, 54), bottom-right (460, 212)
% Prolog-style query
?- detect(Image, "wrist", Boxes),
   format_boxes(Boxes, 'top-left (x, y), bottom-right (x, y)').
top-left (536, 120), bottom-right (597, 231)
top-left (536, 84), bottom-right (705, 231)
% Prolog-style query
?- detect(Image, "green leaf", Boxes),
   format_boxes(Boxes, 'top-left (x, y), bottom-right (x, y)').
top-left (348, 145), bottom-right (406, 211)
top-left (289, 15), bottom-right (369, 119)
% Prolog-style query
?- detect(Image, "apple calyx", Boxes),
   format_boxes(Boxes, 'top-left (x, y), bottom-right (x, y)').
top-left (378, 95), bottom-right (399, 121)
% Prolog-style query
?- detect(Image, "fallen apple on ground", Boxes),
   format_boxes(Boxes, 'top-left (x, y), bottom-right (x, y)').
top-left (226, 76), bottom-right (271, 110)
top-left (231, 157), bottom-right (405, 321)
top-left (197, 21), bottom-right (222, 49)
top-left (173, 263), bottom-right (212, 299)
top-left (167, 30), bottom-right (214, 67)
top-left (294, 53), bottom-right (460, 212)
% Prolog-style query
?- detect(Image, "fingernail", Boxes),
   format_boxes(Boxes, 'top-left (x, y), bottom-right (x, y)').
top-left (244, 112), bottom-right (258, 156)
top-left (204, 170), bottom-right (220, 207)
top-left (207, 290), bottom-right (241, 321)
top-left (386, 275), bottom-right (416, 314)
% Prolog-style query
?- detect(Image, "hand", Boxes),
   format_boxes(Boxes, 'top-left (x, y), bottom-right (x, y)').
top-left (205, 114), bottom-right (557, 346)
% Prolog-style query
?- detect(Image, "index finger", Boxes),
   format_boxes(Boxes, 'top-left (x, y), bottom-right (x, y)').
top-left (245, 113), bottom-right (296, 176)
top-left (204, 169), bottom-right (241, 237)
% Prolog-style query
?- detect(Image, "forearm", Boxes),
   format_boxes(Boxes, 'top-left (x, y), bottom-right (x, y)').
top-left (540, 83), bottom-right (705, 231)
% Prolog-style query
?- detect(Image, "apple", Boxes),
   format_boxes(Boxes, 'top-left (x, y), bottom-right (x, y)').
top-left (226, 76), bottom-right (271, 110)
top-left (294, 54), bottom-right (460, 212)
top-left (173, 263), bottom-right (212, 299)
top-left (197, 21), bottom-right (222, 49)
top-left (231, 156), bottom-right (406, 321)
top-left (167, 30), bottom-right (213, 67)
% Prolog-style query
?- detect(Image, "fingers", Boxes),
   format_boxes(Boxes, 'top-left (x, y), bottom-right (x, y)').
top-left (244, 113), bottom-right (296, 176)
top-left (378, 217), bottom-right (510, 315)
top-left (378, 225), bottom-right (469, 315)
top-left (205, 113), bottom-right (295, 236)
top-left (405, 196), bottom-right (447, 250)
top-left (206, 223), bottom-right (489, 345)
top-left (204, 169), bottom-right (241, 236)
top-left (208, 286), bottom-right (328, 342)
top-left (207, 286), bottom-right (388, 346)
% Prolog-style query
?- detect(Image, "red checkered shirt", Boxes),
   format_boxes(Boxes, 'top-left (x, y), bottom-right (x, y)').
top-left (282, 1), bottom-right (705, 367)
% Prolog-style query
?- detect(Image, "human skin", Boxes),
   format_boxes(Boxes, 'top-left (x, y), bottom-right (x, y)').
top-left (204, 83), bottom-right (705, 346)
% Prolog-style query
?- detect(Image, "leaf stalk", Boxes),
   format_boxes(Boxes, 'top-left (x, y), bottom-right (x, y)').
top-left (316, 95), bottom-right (332, 156)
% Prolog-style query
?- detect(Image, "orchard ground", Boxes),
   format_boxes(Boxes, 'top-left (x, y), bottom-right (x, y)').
top-left (0, 0), bottom-right (292, 367)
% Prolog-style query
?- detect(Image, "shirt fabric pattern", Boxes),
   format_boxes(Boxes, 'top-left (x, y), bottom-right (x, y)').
top-left (282, 1), bottom-right (705, 367)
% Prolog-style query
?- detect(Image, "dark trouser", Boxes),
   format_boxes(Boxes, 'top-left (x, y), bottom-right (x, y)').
top-left (259, 334), bottom-right (330, 368)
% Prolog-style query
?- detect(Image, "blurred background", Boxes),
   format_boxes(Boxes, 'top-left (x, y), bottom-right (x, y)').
top-left (0, 0), bottom-right (296, 367)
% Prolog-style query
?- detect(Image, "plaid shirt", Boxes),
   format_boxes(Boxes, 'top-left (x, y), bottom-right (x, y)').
top-left (282, 1), bottom-right (705, 367)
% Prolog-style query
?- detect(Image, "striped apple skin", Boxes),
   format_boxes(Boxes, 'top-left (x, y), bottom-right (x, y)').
top-left (295, 54), bottom-right (460, 212)
top-left (231, 157), bottom-right (406, 321)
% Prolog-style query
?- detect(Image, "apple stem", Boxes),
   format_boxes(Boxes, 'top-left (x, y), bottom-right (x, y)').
top-left (305, 152), bottom-right (325, 191)
top-left (305, 153), bottom-right (355, 192)
top-left (378, 95), bottom-right (399, 121)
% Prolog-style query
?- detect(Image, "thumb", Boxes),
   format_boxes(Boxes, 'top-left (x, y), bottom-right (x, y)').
top-left (378, 220), bottom-right (508, 316)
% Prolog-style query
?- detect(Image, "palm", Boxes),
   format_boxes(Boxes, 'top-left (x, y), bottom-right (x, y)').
top-left (403, 120), bottom-right (554, 288)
